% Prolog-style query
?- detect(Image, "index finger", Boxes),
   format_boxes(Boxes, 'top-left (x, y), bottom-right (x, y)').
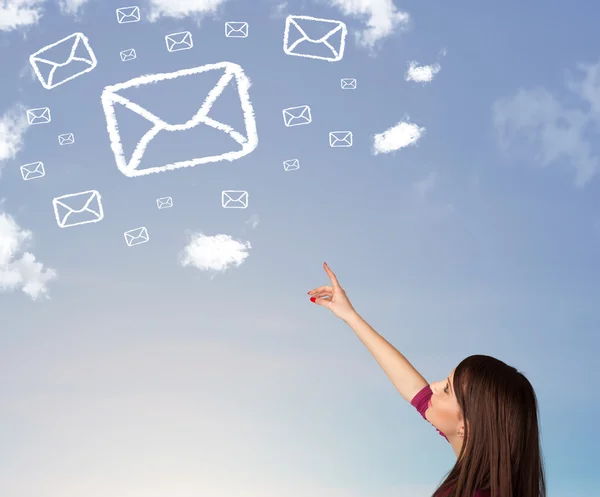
top-left (323, 262), bottom-right (341, 288)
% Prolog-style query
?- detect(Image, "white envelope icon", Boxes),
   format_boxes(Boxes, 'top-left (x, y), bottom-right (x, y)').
top-left (101, 62), bottom-right (258, 177)
top-left (329, 131), bottom-right (353, 147)
top-left (283, 15), bottom-right (347, 62)
top-left (116, 6), bottom-right (140, 23)
top-left (283, 159), bottom-right (299, 171)
top-left (341, 78), bottom-right (357, 89)
top-left (52, 190), bottom-right (104, 228)
top-left (157, 196), bottom-right (173, 209)
top-left (225, 21), bottom-right (249, 38)
top-left (120, 48), bottom-right (137, 61)
top-left (124, 227), bottom-right (149, 246)
top-left (222, 190), bottom-right (248, 208)
top-left (283, 105), bottom-right (312, 127)
top-left (29, 32), bottom-right (97, 90)
top-left (165, 31), bottom-right (193, 52)
top-left (58, 133), bottom-right (75, 145)
top-left (20, 162), bottom-right (45, 180)
top-left (26, 107), bottom-right (51, 125)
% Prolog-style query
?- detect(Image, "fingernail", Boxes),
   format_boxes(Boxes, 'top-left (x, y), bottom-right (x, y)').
top-left (310, 297), bottom-right (316, 302)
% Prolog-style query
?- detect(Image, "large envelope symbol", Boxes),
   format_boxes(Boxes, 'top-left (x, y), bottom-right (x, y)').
top-left (283, 105), bottom-right (312, 127)
top-left (26, 107), bottom-right (51, 125)
top-left (101, 62), bottom-right (259, 177)
top-left (329, 131), bottom-right (353, 147)
top-left (225, 21), bottom-right (249, 37)
top-left (52, 190), bottom-right (104, 228)
top-left (21, 162), bottom-right (45, 180)
top-left (116, 6), bottom-right (141, 23)
top-left (165, 31), bottom-right (193, 52)
top-left (124, 227), bottom-right (149, 246)
top-left (222, 190), bottom-right (248, 208)
top-left (283, 15), bottom-right (347, 62)
top-left (29, 32), bottom-right (97, 90)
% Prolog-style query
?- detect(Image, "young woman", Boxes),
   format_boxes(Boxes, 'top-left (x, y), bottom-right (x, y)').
top-left (307, 262), bottom-right (546, 497)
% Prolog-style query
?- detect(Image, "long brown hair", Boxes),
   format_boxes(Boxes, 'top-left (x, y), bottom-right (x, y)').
top-left (432, 355), bottom-right (546, 497)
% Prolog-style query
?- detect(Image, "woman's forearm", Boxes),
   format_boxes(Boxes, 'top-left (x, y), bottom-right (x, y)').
top-left (343, 311), bottom-right (429, 402)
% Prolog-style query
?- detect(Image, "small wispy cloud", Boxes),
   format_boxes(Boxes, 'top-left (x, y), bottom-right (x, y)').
top-left (372, 119), bottom-right (425, 155)
top-left (179, 232), bottom-right (251, 275)
top-left (0, 211), bottom-right (57, 300)
top-left (0, 103), bottom-right (29, 171)
top-left (413, 171), bottom-right (438, 197)
top-left (245, 214), bottom-right (260, 229)
top-left (492, 59), bottom-right (600, 187)
top-left (327, 0), bottom-right (410, 49)
top-left (405, 61), bottom-right (441, 83)
top-left (58, 0), bottom-right (90, 15)
top-left (147, 0), bottom-right (229, 22)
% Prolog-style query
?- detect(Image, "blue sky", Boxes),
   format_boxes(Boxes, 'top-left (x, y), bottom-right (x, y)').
top-left (0, 0), bottom-right (598, 496)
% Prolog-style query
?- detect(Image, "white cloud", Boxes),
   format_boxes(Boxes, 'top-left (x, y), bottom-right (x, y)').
top-left (327, 0), bottom-right (410, 48)
top-left (147, 0), bottom-right (228, 21)
top-left (58, 0), bottom-right (89, 15)
top-left (179, 232), bottom-right (251, 273)
top-left (492, 59), bottom-right (600, 187)
top-left (0, 212), bottom-right (57, 300)
top-left (0, 0), bottom-right (89, 31)
top-left (405, 61), bottom-right (441, 83)
top-left (413, 171), bottom-right (438, 197)
top-left (0, 0), bottom-right (44, 31)
top-left (372, 120), bottom-right (425, 155)
top-left (0, 103), bottom-right (28, 165)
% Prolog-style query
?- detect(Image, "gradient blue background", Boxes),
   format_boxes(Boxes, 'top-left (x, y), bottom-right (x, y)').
top-left (0, 1), bottom-right (598, 496)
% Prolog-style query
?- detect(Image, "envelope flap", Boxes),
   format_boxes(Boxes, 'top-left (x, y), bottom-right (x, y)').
top-left (54, 191), bottom-right (98, 213)
top-left (127, 227), bottom-right (146, 238)
top-left (167, 32), bottom-right (191, 43)
top-left (227, 22), bottom-right (247, 30)
top-left (119, 6), bottom-right (139, 16)
top-left (103, 65), bottom-right (231, 128)
top-left (224, 191), bottom-right (247, 201)
top-left (289, 16), bottom-right (344, 42)
top-left (31, 33), bottom-right (83, 67)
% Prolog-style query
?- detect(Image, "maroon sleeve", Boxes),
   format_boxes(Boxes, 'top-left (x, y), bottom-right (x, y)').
top-left (411, 384), bottom-right (449, 441)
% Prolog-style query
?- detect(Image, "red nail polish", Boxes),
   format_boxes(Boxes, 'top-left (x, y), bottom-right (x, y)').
top-left (310, 297), bottom-right (316, 302)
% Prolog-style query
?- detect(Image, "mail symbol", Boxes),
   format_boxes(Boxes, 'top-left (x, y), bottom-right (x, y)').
top-left (165, 31), bottom-right (193, 52)
top-left (52, 190), bottom-right (104, 228)
top-left (283, 159), bottom-right (300, 171)
top-left (222, 190), bottom-right (248, 209)
top-left (283, 15), bottom-right (347, 62)
top-left (157, 197), bottom-right (173, 209)
top-left (124, 227), bottom-right (149, 247)
top-left (29, 32), bottom-right (97, 90)
top-left (329, 131), bottom-right (353, 147)
top-left (120, 48), bottom-right (137, 62)
top-left (116, 6), bottom-right (140, 24)
top-left (225, 21), bottom-right (249, 38)
top-left (101, 62), bottom-right (259, 177)
top-left (20, 162), bottom-right (45, 181)
top-left (26, 107), bottom-right (51, 125)
top-left (283, 105), bottom-right (312, 127)
top-left (341, 78), bottom-right (357, 89)
top-left (58, 133), bottom-right (75, 145)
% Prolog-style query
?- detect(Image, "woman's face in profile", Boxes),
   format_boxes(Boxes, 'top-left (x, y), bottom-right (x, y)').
top-left (428, 369), bottom-right (464, 436)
